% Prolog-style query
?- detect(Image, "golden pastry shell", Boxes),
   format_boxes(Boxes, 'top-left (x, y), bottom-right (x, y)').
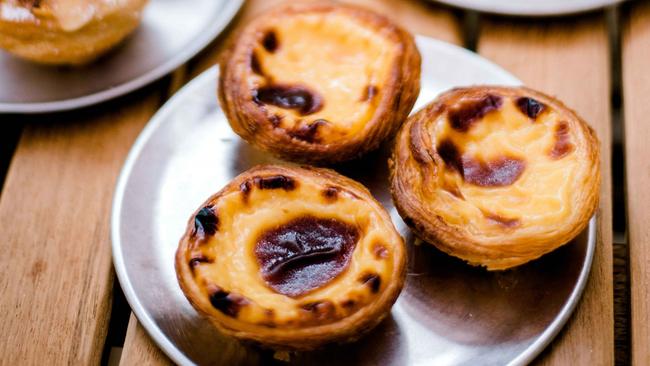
top-left (176, 164), bottom-right (407, 350)
top-left (218, 2), bottom-right (421, 164)
top-left (390, 86), bottom-right (600, 270)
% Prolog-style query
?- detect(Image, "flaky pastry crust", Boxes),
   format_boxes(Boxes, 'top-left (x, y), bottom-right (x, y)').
top-left (0, 0), bottom-right (148, 65)
top-left (218, 2), bottom-right (421, 164)
top-left (390, 86), bottom-right (600, 270)
top-left (176, 165), bottom-right (406, 350)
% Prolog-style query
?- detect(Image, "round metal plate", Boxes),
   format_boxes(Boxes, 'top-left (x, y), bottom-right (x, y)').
top-left (112, 36), bottom-right (596, 366)
top-left (0, 0), bottom-right (243, 113)
top-left (429, 0), bottom-right (623, 16)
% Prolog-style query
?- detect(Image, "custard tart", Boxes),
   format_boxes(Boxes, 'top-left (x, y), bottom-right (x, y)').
top-left (218, 2), bottom-right (421, 164)
top-left (0, 0), bottom-right (148, 65)
top-left (390, 86), bottom-right (600, 270)
top-left (176, 165), bottom-right (406, 350)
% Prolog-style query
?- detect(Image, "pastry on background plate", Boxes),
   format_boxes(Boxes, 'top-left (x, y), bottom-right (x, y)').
top-left (0, 0), bottom-right (148, 65)
top-left (175, 165), bottom-right (406, 350)
top-left (219, 2), bottom-right (421, 164)
top-left (390, 86), bottom-right (600, 270)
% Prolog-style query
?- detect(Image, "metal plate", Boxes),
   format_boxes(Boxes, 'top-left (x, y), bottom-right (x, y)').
top-left (112, 36), bottom-right (596, 366)
top-left (428, 0), bottom-right (624, 16)
top-left (0, 0), bottom-right (243, 113)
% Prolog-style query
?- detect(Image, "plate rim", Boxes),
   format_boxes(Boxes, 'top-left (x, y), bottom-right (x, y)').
top-left (429, 0), bottom-right (624, 16)
top-left (0, 0), bottom-right (244, 114)
top-left (111, 36), bottom-right (596, 366)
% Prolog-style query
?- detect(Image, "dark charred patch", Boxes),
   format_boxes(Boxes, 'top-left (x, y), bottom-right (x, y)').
top-left (484, 212), bottom-right (521, 228)
top-left (449, 94), bottom-right (503, 132)
top-left (254, 85), bottom-right (323, 115)
top-left (462, 156), bottom-right (526, 187)
top-left (193, 206), bottom-right (218, 238)
top-left (189, 255), bottom-right (212, 272)
top-left (254, 175), bottom-right (296, 191)
top-left (208, 286), bottom-right (249, 317)
top-left (438, 139), bottom-right (525, 187)
top-left (250, 52), bottom-right (263, 75)
top-left (255, 216), bottom-right (359, 297)
top-left (19, 0), bottom-right (41, 8)
top-left (359, 273), bottom-right (381, 293)
top-left (341, 299), bottom-right (356, 309)
top-left (288, 119), bottom-right (328, 143)
top-left (437, 139), bottom-right (463, 173)
top-left (322, 186), bottom-right (339, 202)
top-left (372, 243), bottom-right (389, 259)
top-left (269, 114), bottom-right (283, 127)
top-left (240, 180), bottom-right (252, 203)
top-left (549, 121), bottom-right (574, 159)
top-left (300, 300), bottom-right (336, 321)
top-left (361, 85), bottom-right (378, 102)
top-left (262, 30), bottom-right (279, 53)
top-left (516, 97), bottom-right (546, 120)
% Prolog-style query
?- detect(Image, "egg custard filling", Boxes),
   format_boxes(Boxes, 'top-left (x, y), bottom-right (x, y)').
top-left (219, 3), bottom-right (420, 163)
top-left (391, 86), bottom-right (600, 270)
top-left (176, 165), bottom-right (406, 350)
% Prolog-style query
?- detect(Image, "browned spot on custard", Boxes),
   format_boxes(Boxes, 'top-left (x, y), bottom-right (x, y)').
top-left (438, 138), bottom-right (525, 187)
top-left (437, 139), bottom-right (463, 173)
top-left (255, 216), bottom-right (359, 297)
top-left (207, 285), bottom-right (249, 317)
top-left (240, 180), bottom-right (252, 203)
top-left (289, 119), bottom-right (328, 143)
top-left (516, 97), bottom-right (546, 120)
top-left (250, 52), bottom-right (263, 75)
top-left (462, 157), bottom-right (526, 187)
top-left (254, 85), bottom-right (323, 116)
top-left (549, 121), bottom-right (574, 159)
top-left (189, 255), bottom-right (212, 272)
top-left (269, 114), bottom-right (283, 127)
top-left (322, 186), bottom-right (339, 202)
top-left (254, 175), bottom-right (296, 191)
top-left (300, 300), bottom-right (336, 321)
top-left (449, 94), bottom-right (503, 132)
top-left (361, 85), bottom-right (378, 102)
top-left (19, 0), bottom-right (41, 8)
top-left (262, 30), bottom-right (278, 53)
top-left (341, 299), bottom-right (356, 309)
top-left (193, 206), bottom-right (218, 238)
top-left (483, 211), bottom-right (521, 228)
top-left (359, 273), bottom-right (381, 293)
top-left (372, 242), bottom-right (389, 259)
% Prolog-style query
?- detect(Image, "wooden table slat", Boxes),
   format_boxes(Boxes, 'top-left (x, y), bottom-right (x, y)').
top-left (0, 92), bottom-right (162, 365)
top-left (477, 13), bottom-right (614, 365)
top-left (622, 2), bottom-right (650, 364)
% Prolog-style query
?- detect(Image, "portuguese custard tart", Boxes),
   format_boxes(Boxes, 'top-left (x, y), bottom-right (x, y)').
top-left (390, 86), bottom-right (600, 270)
top-left (176, 165), bottom-right (406, 350)
top-left (0, 0), bottom-right (148, 65)
top-left (218, 2), bottom-right (421, 164)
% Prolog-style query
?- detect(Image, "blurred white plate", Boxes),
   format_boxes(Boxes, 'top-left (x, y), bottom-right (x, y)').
top-left (0, 0), bottom-right (243, 113)
top-left (430, 0), bottom-right (624, 16)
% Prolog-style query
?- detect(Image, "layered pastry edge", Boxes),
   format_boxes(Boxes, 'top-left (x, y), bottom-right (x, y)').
top-left (218, 2), bottom-right (421, 164)
top-left (390, 86), bottom-right (600, 270)
top-left (176, 165), bottom-right (406, 350)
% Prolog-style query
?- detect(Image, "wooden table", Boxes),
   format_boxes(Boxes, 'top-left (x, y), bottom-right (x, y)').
top-left (1, 0), bottom-right (647, 364)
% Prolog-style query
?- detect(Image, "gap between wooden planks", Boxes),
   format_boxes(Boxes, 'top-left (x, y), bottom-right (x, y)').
top-left (478, 11), bottom-right (614, 366)
top-left (622, 1), bottom-right (650, 365)
top-left (118, 0), bottom-right (462, 364)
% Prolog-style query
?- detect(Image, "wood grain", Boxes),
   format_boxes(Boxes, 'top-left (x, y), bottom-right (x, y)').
top-left (622, 2), bottom-right (650, 364)
top-left (478, 14), bottom-right (614, 366)
top-left (0, 90), bottom-right (162, 365)
top-left (120, 314), bottom-right (173, 366)
top-left (118, 0), bottom-right (463, 364)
